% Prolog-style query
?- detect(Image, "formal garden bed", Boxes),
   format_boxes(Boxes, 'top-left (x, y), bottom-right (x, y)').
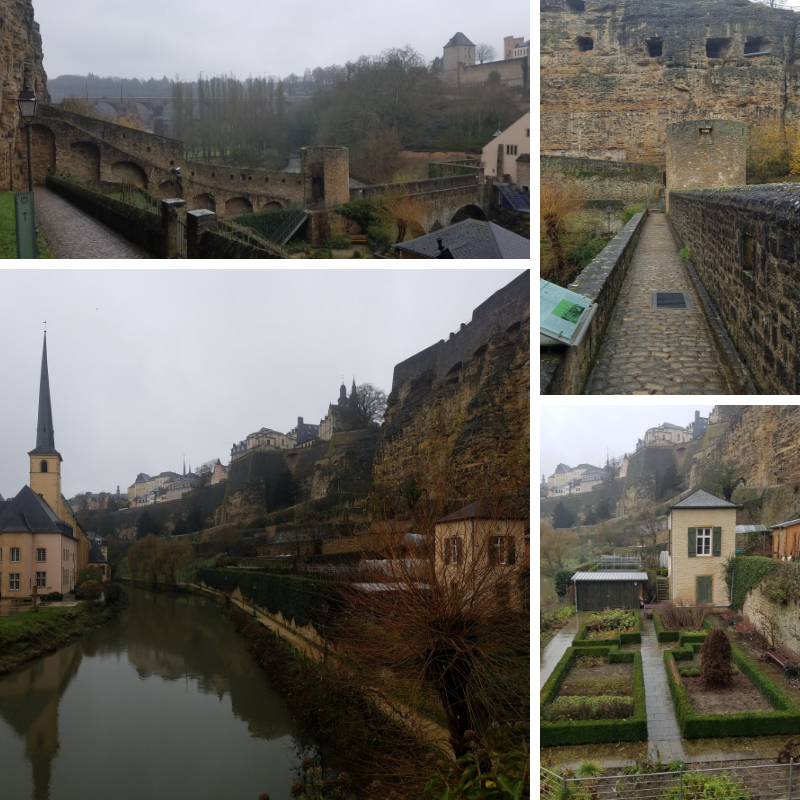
top-left (541, 646), bottom-right (647, 746)
top-left (665, 628), bottom-right (800, 738)
top-left (573, 608), bottom-right (641, 647)
top-left (653, 600), bottom-right (713, 643)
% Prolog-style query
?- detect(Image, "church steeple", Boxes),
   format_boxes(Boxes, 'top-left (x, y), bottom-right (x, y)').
top-left (33, 333), bottom-right (58, 454)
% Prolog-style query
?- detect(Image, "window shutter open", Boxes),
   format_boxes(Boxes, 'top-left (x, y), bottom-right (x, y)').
top-left (688, 527), bottom-right (696, 557)
top-left (713, 527), bottom-right (722, 556)
top-left (444, 539), bottom-right (452, 565)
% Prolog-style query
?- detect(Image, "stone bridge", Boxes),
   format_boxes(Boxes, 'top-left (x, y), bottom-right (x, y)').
top-left (18, 105), bottom-right (490, 235)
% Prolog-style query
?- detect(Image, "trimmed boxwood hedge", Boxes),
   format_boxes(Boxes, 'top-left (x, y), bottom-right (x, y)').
top-left (572, 612), bottom-right (641, 647)
top-left (664, 642), bottom-right (800, 738)
top-left (197, 567), bottom-right (337, 631)
top-left (541, 646), bottom-right (647, 746)
top-left (653, 613), bottom-right (713, 643)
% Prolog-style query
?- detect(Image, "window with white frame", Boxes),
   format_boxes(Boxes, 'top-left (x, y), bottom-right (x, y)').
top-left (489, 536), bottom-right (507, 565)
top-left (37, 548), bottom-right (46, 562)
top-left (10, 547), bottom-right (20, 562)
top-left (697, 527), bottom-right (712, 556)
top-left (36, 572), bottom-right (46, 588)
top-left (9, 573), bottom-right (20, 591)
top-left (445, 537), bottom-right (462, 565)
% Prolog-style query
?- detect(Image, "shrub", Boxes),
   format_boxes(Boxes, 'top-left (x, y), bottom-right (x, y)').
top-left (724, 555), bottom-right (778, 609)
top-left (81, 580), bottom-right (102, 605)
top-left (554, 569), bottom-right (574, 597)
top-left (328, 235), bottom-right (351, 250)
top-left (587, 609), bottom-right (637, 633)
top-left (679, 247), bottom-right (690, 260)
top-left (351, 250), bottom-right (362, 258)
top-left (621, 204), bottom-right (645, 225)
top-left (544, 695), bottom-right (634, 722)
top-left (660, 772), bottom-right (750, 800)
top-left (560, 675), bottom-right (632, 697)
top-left (566, 233), bottom-right (608, 270)
top-left (659, 599), bottom-right (711, 632)
top-left (366, 223), bottom-right (393, 251)
top-left (44, 592), bottom-right (63, 602)
top-left (701, 628), bottom-right (733, 689)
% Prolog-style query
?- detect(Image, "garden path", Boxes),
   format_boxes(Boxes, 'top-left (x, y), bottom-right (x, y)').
top-left (540, 612), bottom-right (583, 689)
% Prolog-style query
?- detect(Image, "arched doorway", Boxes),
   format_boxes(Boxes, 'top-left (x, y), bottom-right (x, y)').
top-left (449, 204), bottom-right (487, 225)
top-left (191, 193), bottom-right (216, 212)
top-left (111, 162), bottom-right (148, 189)
top-left (157, 180), bottom-right (179, 198)
top-left (225, 197), bottom-right (253, 216)
top-left (69, 142), bottom-right (101, 183)
top-left (259, 200), bottom-right (283, 212)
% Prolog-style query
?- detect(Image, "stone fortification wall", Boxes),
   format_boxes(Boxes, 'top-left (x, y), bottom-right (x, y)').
top-left (665, 120), bottom-right (747, 211)
top-left (455, 57), bottom-right (529, 89)
top-left (353, 173), bottom-right (480, 202)
top-left (540, 210), bottom-right (647, 394)
top-left (391, 269), bottom-right (530, 391)
top-left (669, 185), bottom-right (800, 394)
top-left (541, 155), bottom-right (664, 204)
top-left (743, 581), bottom-right (800, 655)
top-left (540, 0), bottom-right (799, 163)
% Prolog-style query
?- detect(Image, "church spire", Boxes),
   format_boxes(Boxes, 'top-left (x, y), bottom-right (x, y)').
top-left (34, 332), bottom-right (57, 453)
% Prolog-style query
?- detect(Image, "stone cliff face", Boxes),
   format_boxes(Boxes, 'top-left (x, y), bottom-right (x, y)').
top-left (540, 0), bottom-right (799, 163)
top-left (377, 314), bottom-right (530, 500)
top-left (1, 0), bottom-right (47, 185)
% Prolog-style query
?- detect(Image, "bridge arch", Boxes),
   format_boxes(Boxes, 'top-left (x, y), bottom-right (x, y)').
top-left (225, 197), bottom-right (253, 216)
top-left (449, 204), bottom-right (487, 225)
top-left (111, 162), bottom-right (148, 189)
top-left (191, 193), bottom-right (216, 211)
top-left (156, 180), bottom-right (179, 198)
top-left (93, 101), bottom-right (117, 119)
top-left (69, 142), bottom-right (101, 183)
top-left (31, 125), bottom-right (56, 184)
top-left (259, 200), bottom-right (283, 211)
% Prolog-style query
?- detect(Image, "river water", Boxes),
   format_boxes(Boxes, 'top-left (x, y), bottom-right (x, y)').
top-left (0, 589), bottom-right (309, 800)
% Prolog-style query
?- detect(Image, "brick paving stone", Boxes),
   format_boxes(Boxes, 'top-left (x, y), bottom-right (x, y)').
top-left (34, 187), bottom-right (151, 259)
top-left (586, 213), bottom-right (733, 395)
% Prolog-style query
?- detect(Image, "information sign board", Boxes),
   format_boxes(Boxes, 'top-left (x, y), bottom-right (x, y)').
top-left (540, 279), bottom-right (594, 346)
top-left (15, 192), bottom-right (38, 259)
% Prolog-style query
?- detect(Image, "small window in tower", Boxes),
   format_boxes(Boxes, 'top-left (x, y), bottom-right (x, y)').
top-left (647, 37), bottom-right (663, 57)
top-left (577, 36), bottom-right (594, 52)
top-left (41, 460), bottom-right (48, 473)
top-left (742, 233), bottom-right (754, 274)
top-left (706, 38), bottom-right (732, 59)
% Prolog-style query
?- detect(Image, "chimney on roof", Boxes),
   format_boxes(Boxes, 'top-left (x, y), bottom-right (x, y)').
top-left (437, 237), bottom-right (444, 251)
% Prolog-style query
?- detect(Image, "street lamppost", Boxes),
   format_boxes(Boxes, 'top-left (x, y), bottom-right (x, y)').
top-left (6, 131), bottom-right (14, 191)
top-left (16, 86), bottom-right (38, 192)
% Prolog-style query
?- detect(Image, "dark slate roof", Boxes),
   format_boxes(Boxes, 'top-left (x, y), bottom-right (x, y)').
top-left (445, 32), bottom-right (475, 47)
top-left (517, 153), bottom-right (530, 163)
top-left (670, 489), bottom-right (740, 509)
top-left (436, 499), bottom-right (527, 523)
top-left (135, 473), bottom-right (151, 483)
top-left (29, 333), bottom-right (60, 456)
top-left (393, 220), bottom-right (530, 260)
top-left (0, 485), bottom-right (74, 536)
top-left (88, 540), bottom-right (107, 564)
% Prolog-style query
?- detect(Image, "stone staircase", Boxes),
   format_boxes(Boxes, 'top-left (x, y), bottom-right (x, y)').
top-left (656, 577), bottom-right (670, 602)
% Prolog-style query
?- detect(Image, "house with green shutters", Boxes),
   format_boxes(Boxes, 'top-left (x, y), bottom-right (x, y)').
top-left (667, 489), bottom-right (740, 606)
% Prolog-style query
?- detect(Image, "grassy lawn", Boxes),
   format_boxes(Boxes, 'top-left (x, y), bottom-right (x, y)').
top-left (0, 190), bottom-right (54, 258)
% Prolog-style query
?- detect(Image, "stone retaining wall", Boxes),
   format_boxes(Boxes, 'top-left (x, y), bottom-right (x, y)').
top-left (669, 185), bottom-right (800, 394)
top-left (541, 210), bottom-right (649, 394)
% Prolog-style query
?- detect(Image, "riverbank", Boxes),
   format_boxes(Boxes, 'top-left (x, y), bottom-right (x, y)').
top-left (0, 602), bottom-right (121, 675)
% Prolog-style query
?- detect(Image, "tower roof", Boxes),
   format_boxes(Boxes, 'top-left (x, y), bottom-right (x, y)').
top-left (0, 485), bottom-right (73, 536)
top-left (445, 32), bottom-right (475, 47)
top-left (30, 333), bottom-right (60, 456)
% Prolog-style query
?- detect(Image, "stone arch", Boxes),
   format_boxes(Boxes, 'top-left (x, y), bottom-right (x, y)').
top-left (31, 124), bottom-right (56, 185)
top-left (225, 197), bottom-right (253, 216)
top-left (111, 161), bottom-right (148, 189)
top-left (134, 103), bottom-right (153, 126)
top-left (156, 180), bottom-right (179, 198)
top-left (449, 204), bottom-right (487, 225)
top-left (93, 101), bottom-right (117, 120)
top-left (473, 343), bottom-right (488, 359)
top-left (191, 193), bottom-right (216, 211)
top-left (69, 142), bottom-right (101, 183)
top-left (430, 219), bottom-right (444, 232)
top-left (260, 200), bottom-right (283, 211)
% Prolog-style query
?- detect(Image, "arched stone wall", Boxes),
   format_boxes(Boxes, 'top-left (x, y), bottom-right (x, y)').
top-left (449, 204), bottom-right (487, 224)
top-left (190, 193), bottom-right (216, 211)
top-left (111, 161), bottom-right (148, 189)
top-left (260, 200), bottom-right (283, 211)
top-left (156, 179), bottom-right (179, 198)
top-left (69, 142), bottom-right (101, 183)
top-left (31, 124), bottom-right (56, 185)
top-left (225, 196), bottom-right (253, 216)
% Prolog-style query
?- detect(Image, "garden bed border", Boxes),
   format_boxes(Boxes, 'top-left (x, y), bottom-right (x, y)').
top-left (653, 613), bottom-right (713, 643)
top-left (541, 645), bottom-right (647, 746)
top-left (572, 610), bottom-right (642, 647)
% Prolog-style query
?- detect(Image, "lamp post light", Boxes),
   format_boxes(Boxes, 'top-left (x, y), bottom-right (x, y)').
top-left (6, 131), bottom-right (14, 191)
top-left (16, 86), bottom-right (38, 192)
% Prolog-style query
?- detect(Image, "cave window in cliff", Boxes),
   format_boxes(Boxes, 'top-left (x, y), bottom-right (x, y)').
top-left (744, 37), bottom-right (771, 56)
top-left (647, 38), bottom-right (663, 58)
top-left (576, 36), bottom-right (594, 52)
top-left (705, 38), bottom-right (732, 59)
top-left (566, 0), bottom-right (585, 11)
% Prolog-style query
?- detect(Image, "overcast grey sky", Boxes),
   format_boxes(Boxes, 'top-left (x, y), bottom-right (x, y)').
top-left (33, 0), bottom-right (530, 80)
top-left (539, 405), bottom-right (715, 482)
top-left (0, 268), bottom-right (526, 500)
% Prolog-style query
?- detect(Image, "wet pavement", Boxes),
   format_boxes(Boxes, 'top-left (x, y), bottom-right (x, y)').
top-left (34, 187), bottom-right (151, 259)
top-left (540, 611), bottom-right (582, 689)
top-left (585, 213), bottom-right (734, 395)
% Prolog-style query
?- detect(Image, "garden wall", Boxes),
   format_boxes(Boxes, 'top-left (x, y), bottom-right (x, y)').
top-left (741, 561), bottom-right (800, 654)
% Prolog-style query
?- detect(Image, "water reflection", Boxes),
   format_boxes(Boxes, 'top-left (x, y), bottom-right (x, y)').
top-left (0, 589), bottom-right (302, 800)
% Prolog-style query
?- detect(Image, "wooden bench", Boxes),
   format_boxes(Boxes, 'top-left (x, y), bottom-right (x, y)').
top-left (718, 610), bottom-right (737, 626)
top-left (734, 620), bottom-right (756, 638)
top-left (766, 645), bottom-right (800, 677)
top-left (349, 234), bottom-right (367, 244)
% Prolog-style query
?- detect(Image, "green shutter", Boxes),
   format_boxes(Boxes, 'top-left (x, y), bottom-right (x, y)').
top-left (688, 527), bottom-right (696, 558)
top-left (712, 527), bottom-right (722, 557)
top-left (697, 575), bottom-right (712, 604)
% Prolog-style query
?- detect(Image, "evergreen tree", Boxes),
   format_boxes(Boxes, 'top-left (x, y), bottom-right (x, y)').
top-left (552, 501), bottom-right (575, 529)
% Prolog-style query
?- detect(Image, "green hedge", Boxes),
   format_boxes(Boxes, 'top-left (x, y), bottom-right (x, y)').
top-left (541, 646), bottom-right (647, 746)
top-left (572, 613), bottom-right (641, 647)
top-left (197, 568), bottom-right (337, 631)
top-left (653, 614), bottom-right (713, 643)
top-left (664, 643), bottom-right (800, 738)
top-left (726, 556), bottom-right (778, 610)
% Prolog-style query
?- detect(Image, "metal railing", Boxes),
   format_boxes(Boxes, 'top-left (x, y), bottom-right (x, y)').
top-left (541, 761), bottom-right (798, 800)
top-left (119, 177), bottom-right (161, 214)
top-left (216, 216), bottom-right (285, 257)
top-left (596, 554), bottom-right (642, 570)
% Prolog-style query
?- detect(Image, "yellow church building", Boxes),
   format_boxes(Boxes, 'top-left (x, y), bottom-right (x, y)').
top-left (0, 334), bottom-right (104, 600)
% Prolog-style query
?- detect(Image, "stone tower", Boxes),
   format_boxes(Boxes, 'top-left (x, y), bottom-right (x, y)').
top-left (301, 146), bottom-right (350, 210)
top-left (443, 32), bottom-right (476, 89)
top-left (665, 119), bottom-right (747, 211)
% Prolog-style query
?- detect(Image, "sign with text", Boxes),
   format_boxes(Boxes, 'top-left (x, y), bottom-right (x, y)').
top-left (15, 192), bottom-right (38, 259)
top-left (540, 279), bottom-right (593, 345)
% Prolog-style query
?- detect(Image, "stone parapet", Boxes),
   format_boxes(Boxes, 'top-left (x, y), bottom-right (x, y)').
top-left (540, 210), bottom-right (648, 394)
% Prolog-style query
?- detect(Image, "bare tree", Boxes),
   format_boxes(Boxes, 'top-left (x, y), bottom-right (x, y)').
top-left (752, 0), bottom-right (787, 7)
top-left (354, 382), bottom-right (388, 427)
top-left (476, 43), bottom-right (497, 64)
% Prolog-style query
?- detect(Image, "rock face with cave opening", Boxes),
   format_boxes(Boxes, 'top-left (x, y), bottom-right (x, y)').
top-left (540, 0), bottom-right (800, 163)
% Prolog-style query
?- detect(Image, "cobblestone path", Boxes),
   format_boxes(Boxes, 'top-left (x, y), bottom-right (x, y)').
top-left (586, 213), bottom-right (733, 394)
top-left (34, 187), bottom-right (150, 259)
top-left (640, 616), bottom-right (687, 762)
